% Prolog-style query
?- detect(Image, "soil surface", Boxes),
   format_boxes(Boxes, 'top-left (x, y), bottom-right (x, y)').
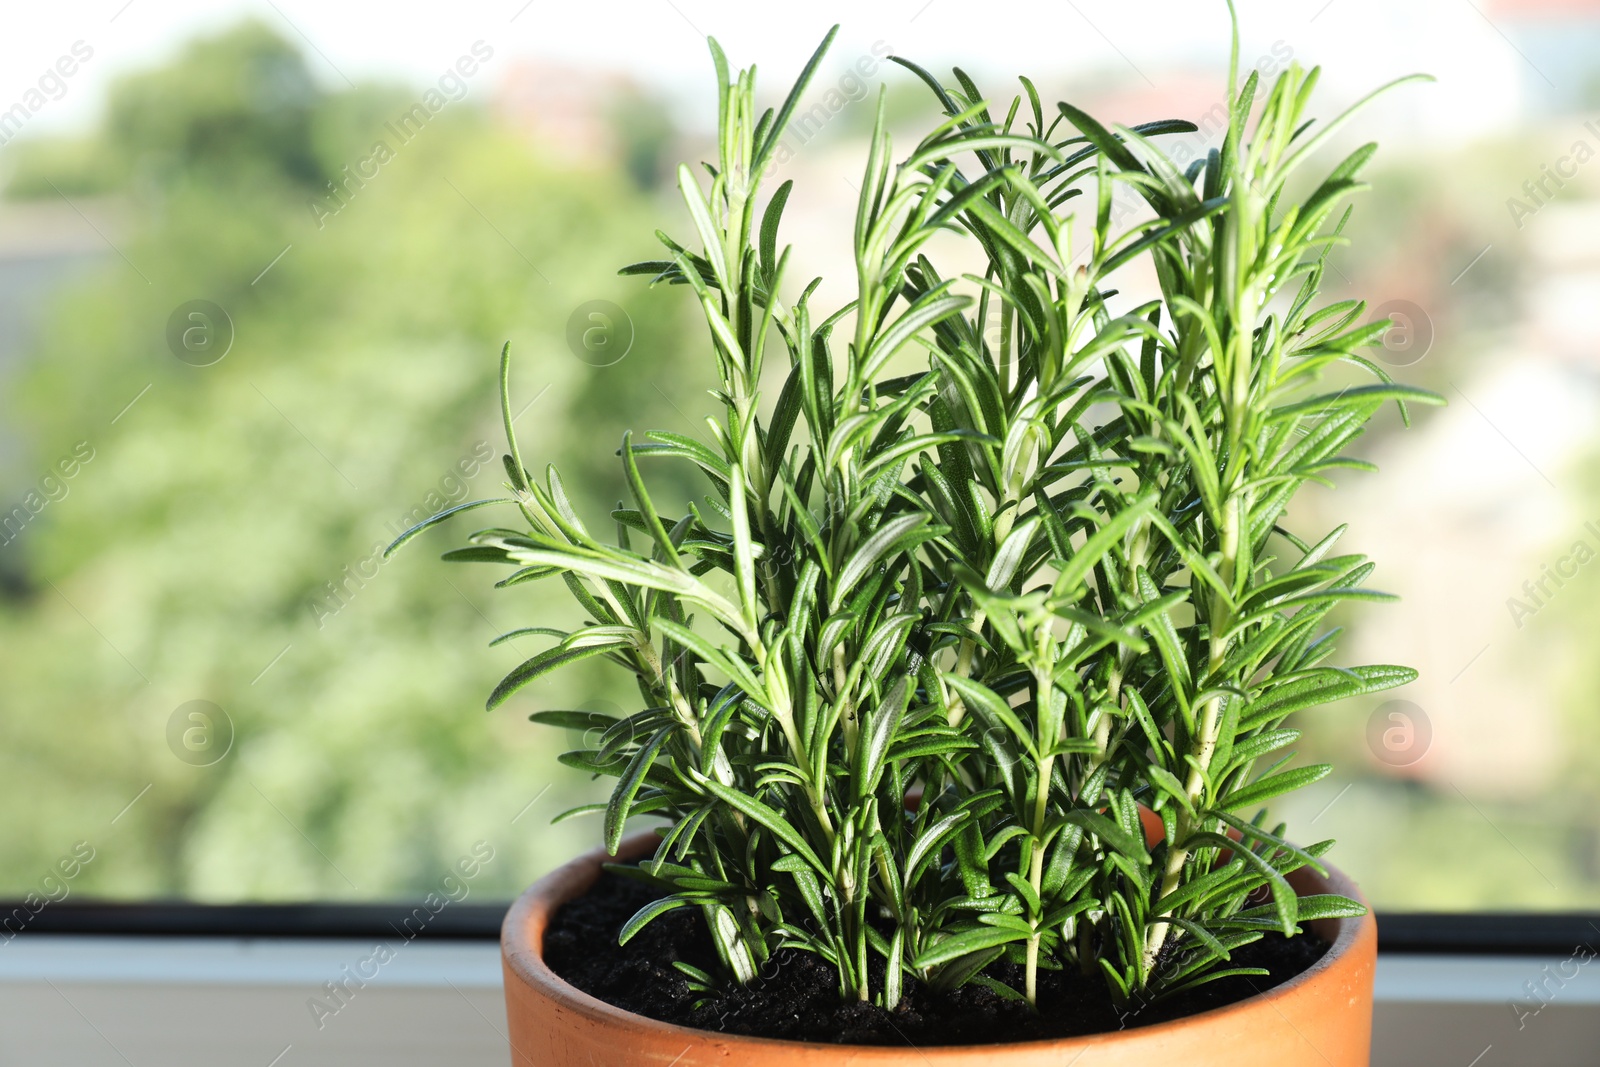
top-left (543, 866), bottom-right (1331, 1046)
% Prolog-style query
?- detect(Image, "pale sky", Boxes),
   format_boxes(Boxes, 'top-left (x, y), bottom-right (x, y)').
top-left (0, 0), bottom-right (1540, 146)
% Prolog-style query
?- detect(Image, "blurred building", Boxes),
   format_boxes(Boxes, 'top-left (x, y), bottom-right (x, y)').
top-left (494, 62), bottom-right (628, 168)
top-left (1340, 181), bottom-right (1600, 796)
top-left (1490, 0), bottom-right (1600, 114)
top-left (492, 61), bottom-right (674, 187)
top-left (0, 198), bottom-right (111, 477)
top-left (0, 199), bottom-right (109, 374)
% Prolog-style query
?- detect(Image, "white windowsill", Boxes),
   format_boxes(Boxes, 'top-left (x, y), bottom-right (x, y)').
top-left (0, 935), bottom-right (503, 988)
top-left (2, 939), bottom-right (1596, 1066)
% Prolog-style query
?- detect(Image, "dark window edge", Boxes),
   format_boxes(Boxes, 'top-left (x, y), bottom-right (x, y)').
top-left (1375, 912), bottom-right (1600, 955)
top-left (3, 903), bottom-right (1599, 953)
top-left (0, 901), bottom-right (512, 941)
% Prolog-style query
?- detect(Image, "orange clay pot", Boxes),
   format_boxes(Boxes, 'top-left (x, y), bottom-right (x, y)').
top-left (502, 832), bottom-right (1377, 1066)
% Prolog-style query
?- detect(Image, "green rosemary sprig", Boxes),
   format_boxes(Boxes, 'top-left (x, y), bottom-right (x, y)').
top-left (396, 5), bottom-right (1439, 1015)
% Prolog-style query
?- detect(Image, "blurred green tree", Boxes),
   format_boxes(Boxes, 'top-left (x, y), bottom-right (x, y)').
top-left (0, 20), bottom-right (707, 900)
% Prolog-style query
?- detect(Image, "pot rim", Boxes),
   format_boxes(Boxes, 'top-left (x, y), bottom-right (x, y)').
top-left (502, 830), bottom-right (1375, 1056)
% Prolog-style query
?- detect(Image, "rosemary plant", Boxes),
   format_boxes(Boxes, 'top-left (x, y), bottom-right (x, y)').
top-left (393, 12), bottom-right (1439, 1017)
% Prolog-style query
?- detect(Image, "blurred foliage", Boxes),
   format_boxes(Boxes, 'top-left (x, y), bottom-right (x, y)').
top-left (0, 21), bottom-right (712, 900)
top-left (3, 18), bottom-right (1598, 916)
top-left (1290, 122), bottom-right (1600, 910)
top-left (1276, 778), bottom-right (1586, 909)
top-left (606, 89), bottom-right (674, 190)
top-left (107, 20), bottom-right (324, 189)
top-left (2, 136), bottom-right (120, 199)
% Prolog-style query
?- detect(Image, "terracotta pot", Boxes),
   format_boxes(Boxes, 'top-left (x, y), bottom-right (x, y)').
top-left (502, 832), bottom-right (1377, 1066)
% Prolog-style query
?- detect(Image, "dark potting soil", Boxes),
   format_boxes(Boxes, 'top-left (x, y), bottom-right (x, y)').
top-left (543, 866), bottom-right (1331, 1047)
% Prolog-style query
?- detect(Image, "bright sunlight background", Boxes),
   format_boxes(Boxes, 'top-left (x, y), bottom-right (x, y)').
top-left (1, 0), bottom-right (1596, 910)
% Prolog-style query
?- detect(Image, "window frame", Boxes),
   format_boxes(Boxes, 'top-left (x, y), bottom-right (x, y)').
top-left (4, 901), bottom-right (1596, 954)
